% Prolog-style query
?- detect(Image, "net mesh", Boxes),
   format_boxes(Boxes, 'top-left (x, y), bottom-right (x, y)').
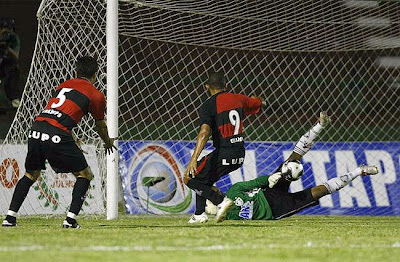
top-left (0, 0), bottom-right (399, 216)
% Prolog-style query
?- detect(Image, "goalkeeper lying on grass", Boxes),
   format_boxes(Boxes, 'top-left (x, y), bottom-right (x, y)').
top-left (208, 112), bottom-right (378, 222)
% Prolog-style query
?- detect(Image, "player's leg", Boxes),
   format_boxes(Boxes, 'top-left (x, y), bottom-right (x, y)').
top-left (271, 165), bottom-right (379, 220)
top-left (318, 165), bottom-right (378, 198)
top-left (185, 153), bottom-right (217, 222)
top-left (266, 187), bottom-right (318, 220)
top-left (185, 151), bottom-right (228, 222)
top-left (2, 171), bottom-right (41, 227)
top-left (211, 151), bottom-right (245, 221)
top-left (205, 186), bottom-right (224, 215)
top-left (44, 127), bottom-right (90, 228)
top-left (188, 194), bottom-right (209, 223)
top-left (199, 149), bottom-right (245, 222)
top-left (2, 128), bottom-right (46, 227)
top-left (61, 167), bottom-right (93, 229)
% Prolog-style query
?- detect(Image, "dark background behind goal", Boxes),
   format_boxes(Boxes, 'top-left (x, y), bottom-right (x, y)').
top-left (0, 0), bottom-right (40, 138)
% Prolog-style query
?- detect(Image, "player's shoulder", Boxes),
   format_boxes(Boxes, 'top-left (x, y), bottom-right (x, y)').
top-left (216, 92), bottom-right (249, 107)
top-left (219, 91), bottom-right (247, 99)
top-left (201, 93), bottom-right (215, 107)
top-left (60, 78), bottom-right (103, 97)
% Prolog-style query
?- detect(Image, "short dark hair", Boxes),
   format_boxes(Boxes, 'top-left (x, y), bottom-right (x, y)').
top-left (76, 56), bottom-right (98, 79)
top-left (0, 17), bottom-right (15, 30)
top-left (206, 71), bottom-right (226, 89)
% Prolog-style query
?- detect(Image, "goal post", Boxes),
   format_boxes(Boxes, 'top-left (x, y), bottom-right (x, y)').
top-left (0, 0), bottom-right (399, 218)
top-left (106, 0), bottom-right (119, 220)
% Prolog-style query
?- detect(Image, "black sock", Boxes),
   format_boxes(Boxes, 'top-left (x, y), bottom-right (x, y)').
top-left (68, 177), bottom-right (90, 215)
top-left (186, 179), bottom-right (224, 210)
top-left (9, 175), bottom-right (35, 213)
top-left (195, 194), bottom-right (206, 215)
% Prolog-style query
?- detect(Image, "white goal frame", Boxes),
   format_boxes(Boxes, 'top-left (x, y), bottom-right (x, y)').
top-left (106, 0), bottom-right (119, 220)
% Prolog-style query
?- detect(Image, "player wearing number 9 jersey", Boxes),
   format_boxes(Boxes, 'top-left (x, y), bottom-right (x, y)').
top-left (184, 71), bottom-right (263, 223)
top-left (2, 56), bottom-right (116, 229)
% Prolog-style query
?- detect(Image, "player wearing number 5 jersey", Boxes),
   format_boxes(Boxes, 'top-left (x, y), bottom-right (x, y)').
top-left (184, 71), bottom-right (264, 223)
top-left (2, 56), bottom-right (116, 229)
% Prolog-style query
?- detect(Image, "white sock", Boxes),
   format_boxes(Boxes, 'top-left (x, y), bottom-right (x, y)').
top-left (293, 123), bottom-right (324, 157)
top-left (67, 212), bottom-right (77, 220)
top-left (7, 210), bottom-right (17, 217)
top-left (323, 167), bottom-right (362, 193)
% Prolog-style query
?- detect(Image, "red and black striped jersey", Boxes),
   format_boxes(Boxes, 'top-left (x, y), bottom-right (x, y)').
top-left (199, 91), bottom-right (262, 149)
top-left (35, 78), bottom-right (106, 133)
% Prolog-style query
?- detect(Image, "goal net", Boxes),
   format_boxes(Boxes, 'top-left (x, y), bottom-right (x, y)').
top-left (1, 0), bottom-right (399, 217)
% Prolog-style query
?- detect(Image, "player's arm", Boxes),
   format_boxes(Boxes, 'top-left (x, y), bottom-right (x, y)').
top-left (93, 120), bottom-right (117, 155)
top-left (242, 95), bottom-right (264, 116)
top-left (8, 47), bottom-right (19, 59)
top-left (184, 124), bottom-right (211, 183)
top-left (251, 96), bottom-right (266, 107)
top-left (89, 92), bottom-right (117, 154)
top-left (71, 131), bottom-right (87, 154)
top-left (229, 175), bottom-right (272, 193)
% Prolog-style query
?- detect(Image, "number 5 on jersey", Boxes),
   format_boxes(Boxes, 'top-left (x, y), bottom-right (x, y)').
top-left (51, 88), bottom-right (73, 108)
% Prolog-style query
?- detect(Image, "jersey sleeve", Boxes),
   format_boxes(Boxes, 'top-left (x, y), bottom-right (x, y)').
top-left (199, 101), bottom-right (213, 127)
top-left (226, 175), bottom-right (270, 199)
top-left (226, 176), bottom-right (269, 201)
top-left (88, 91), bottom-right (106, 120)
top-left (242, 95), bottom-right (262, 116)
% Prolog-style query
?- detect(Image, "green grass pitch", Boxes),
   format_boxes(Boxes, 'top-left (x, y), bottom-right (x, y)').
top-left (0, 215), bottom-right (399, 262)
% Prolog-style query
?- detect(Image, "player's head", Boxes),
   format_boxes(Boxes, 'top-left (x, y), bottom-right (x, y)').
top-left (0, 17), bottom-right (15, 32)
top-left (75, 56), bottom-right (98, 83)
top-left (205, 71), bottom-right (227, 91)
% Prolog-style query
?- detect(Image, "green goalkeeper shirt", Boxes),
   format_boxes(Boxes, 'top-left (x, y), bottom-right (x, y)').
top-left (225, 175), bottom-right (274, 220)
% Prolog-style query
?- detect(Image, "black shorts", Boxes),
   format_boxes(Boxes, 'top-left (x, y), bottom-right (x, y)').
top-left (263, 188), bottom-right (319, 220)
top-left (194, 148), bottom-right (244, 185)
top-left (25, 121), bottom-right (88, 173)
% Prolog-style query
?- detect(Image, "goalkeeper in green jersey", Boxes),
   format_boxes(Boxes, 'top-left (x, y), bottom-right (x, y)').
top-left (211, 112), bottom-right (379, 222)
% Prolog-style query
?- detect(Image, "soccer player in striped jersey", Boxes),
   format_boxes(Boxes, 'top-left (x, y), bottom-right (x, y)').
top-left (212, 112), bottom-right (378, 222)
top-left (184, 71), bottom-right (264, 223)
top-left (2, 56), bottom-right (116, 228)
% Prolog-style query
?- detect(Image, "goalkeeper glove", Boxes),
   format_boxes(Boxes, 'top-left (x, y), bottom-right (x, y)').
top-left (268, 172), bottom-right (282, 188)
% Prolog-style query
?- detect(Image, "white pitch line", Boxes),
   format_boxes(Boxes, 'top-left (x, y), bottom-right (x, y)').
top-left (0, 243), bottom-right (399, 252)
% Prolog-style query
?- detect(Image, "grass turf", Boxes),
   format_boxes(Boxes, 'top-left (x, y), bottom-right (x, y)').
top-left (0, 215), bottom-right (399, 262)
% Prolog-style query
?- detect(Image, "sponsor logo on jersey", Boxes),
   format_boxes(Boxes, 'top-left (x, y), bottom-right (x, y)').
top-left (230, 136), bottom-right (244, 144)
top-left (222, 157), bottom-right (244, 166)
top-left (28, 131), bottom-right (61, 143)
top-left (239, 201), bottom-right (254, 220)
top-left (41, 109), bottom-right (63, 118)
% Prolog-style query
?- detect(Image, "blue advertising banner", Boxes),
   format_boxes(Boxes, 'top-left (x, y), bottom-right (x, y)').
top-left (120, 141), bottom-right (400, 216)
